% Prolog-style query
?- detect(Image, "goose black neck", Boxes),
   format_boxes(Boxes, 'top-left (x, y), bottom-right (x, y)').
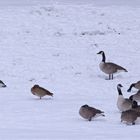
top-left (117, 87), bottom-right (122, 95)
top-left (127, 84), bottom-right (135, 92)
top-left (102, 52), bottom-right (106, 62)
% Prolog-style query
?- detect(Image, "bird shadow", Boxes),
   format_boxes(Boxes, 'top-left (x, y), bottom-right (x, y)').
top-left (97, 74), bottom-right (107, 79)
top-left (97, 74), bottom-right (126, 80)
top-left (77, 116), bottom-right (106, 122)
top-left (28, 97), bottom-right (53, 101)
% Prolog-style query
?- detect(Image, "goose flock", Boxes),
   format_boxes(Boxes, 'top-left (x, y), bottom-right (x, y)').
top-left (1, 50), bottom-right (140, 125)
top-left (79, 51), bottom-right (140, 125)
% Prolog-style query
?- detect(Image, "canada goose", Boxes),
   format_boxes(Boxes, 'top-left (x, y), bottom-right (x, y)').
top-left (127, 81), bottom-right (140, 92)
top-left (79, 104), bottom-right (105, 121)
top-left (31, 85), bottom-right (53, 99)
top-left (121, 109), bottom-right (140, 125)
top-left (0, 80), bottom-right (6, 87)
top-left (97, 51), bottom-right (128, 80)
top-left (129, 90), bottom-right (140, 102)
top-left (117, 84), bottom-right (133, 112)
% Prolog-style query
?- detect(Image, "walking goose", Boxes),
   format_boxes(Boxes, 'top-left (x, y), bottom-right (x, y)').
top-left (31, 85), bottom-right (53, 99)
top-left (97, 51), bottom-right (128, 80)
top-left (121, 109), bottom-right (140, 125)
top-left (79, 104), bottom-right (105, 121)
top-left (127, 81), bottom-right (140, 92)
top-left (129, 90), bottom-right (140, 102)
top-left (117, 84), bottom-right (133, 112)
top-left (0, 80), bottom-right (6, 87)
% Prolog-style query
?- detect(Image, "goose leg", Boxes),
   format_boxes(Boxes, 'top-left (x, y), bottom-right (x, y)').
top-left (88, 117), bottom-right (92, 121)
top-left (109, 74), bottom-right (111, 80)
top-left (111, 74), bottom-right (113, 80)
top-left (106, 74), bottom-right (111, 80)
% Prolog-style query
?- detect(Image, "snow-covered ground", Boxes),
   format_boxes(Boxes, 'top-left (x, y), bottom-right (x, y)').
top-left (1, 0), bottom-right (140, 6)
top-left (0, 0), bottom-right (140, 139)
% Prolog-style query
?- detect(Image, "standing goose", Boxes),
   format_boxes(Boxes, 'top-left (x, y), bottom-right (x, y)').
top-left (117, 84), bottom-right (133, 112)
top-left (121, 109), bottom-right (140, 125)
top-left (129, 90), bottom-right (140, 102)
top-left (79, 104), bottom-right (105, 121)
top-left (31, 85), bottom-right (53, 99)
top-left (127, 81), bottom-right (140, 92)
top-left (0, 80), bottom-right (6, 87)
top-left (97, 51), bottom-right (128, 80)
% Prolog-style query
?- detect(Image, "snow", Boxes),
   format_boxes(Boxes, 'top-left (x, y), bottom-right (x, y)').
top-left (0, 0), bottom-right (140, 139)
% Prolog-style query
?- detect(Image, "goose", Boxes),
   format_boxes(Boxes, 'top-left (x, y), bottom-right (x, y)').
top-left (31, 85), bottom-right (53, 99)
top-left (127, 81), bottom-right (140, 92)
top-left (117, 84), bottom-right (133, 112)
top-left (121, 109), bottom-right (140, 125)
top-left (79, 104), bottom-right (105, 121)
top-left (0, 80), bottom-right (6, 87)
top-left (97, 51), bottom-right (128, 80)
top-left (129, 90), bottom-right (140, 102)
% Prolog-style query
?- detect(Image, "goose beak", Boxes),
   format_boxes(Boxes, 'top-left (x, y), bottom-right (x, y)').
top-left (118, 84), bottom-right (123, 88)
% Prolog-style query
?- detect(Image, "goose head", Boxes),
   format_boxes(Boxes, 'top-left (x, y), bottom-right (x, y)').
top-left (97, 51), bottom-right (104, 55)
top-left (97, 51), bottom-right (106, 63)
top-left (82, 104), bottom-right (89, 108)
top-left (117, 84), bottom-right (123, 88)
top-left (0, 80), bottom-right (6, 87)
top-left (33, 84), bottom-right (40, 88)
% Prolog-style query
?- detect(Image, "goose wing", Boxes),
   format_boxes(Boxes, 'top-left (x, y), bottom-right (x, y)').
top-left (88, 106), bottom-right (104, 115)
top-left (122, 99), bottom-right (132, 110)
top-left (107, 62), bottom-right (127, 71)
top-left (104, 62), bottom-right (127, 73)
top-left (39, 86), bottom-right (51, 94)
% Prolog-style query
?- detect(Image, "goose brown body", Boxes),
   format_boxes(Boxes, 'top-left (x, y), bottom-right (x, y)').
top-left (121, 110), bottom-right (140, 125)
top-left (79, 104), bottom-right (105, 121)
top-left (100, 62), bottom-right (127, 74)
top-left (31, 85), bottom-right (53, 99)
